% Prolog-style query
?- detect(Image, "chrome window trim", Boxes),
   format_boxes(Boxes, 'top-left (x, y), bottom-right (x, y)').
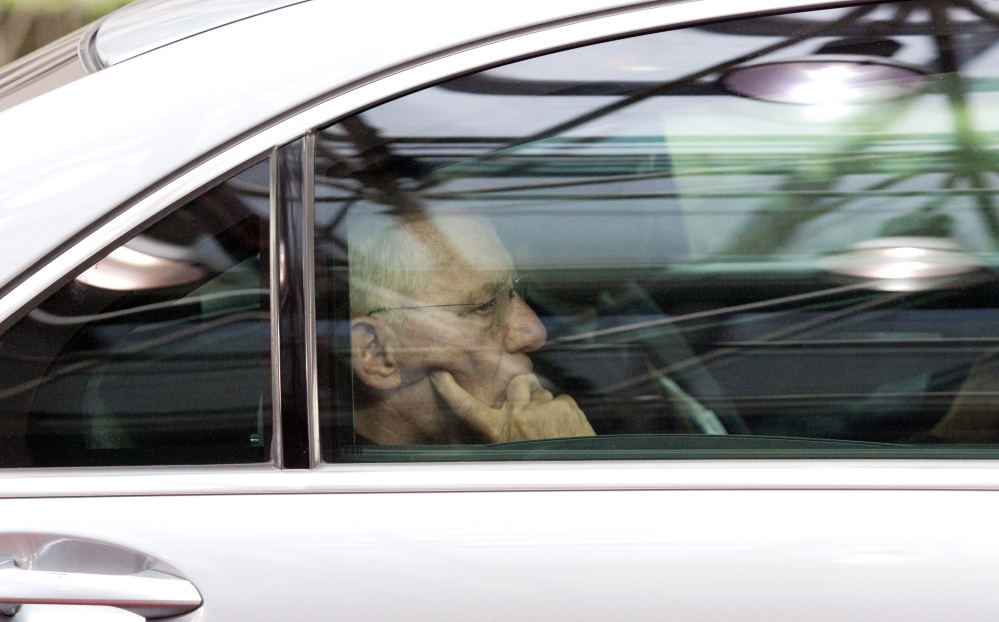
top-left (0, 462), bottom-right (996, 498)
top-left (0, 0), bottom-right (886, 473)
top-left (269, 149), bottom-right (284, 469)
top-left (303, 133), bottom-right (321, 468)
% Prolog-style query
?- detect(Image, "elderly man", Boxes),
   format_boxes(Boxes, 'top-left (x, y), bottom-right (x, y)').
top-left (348, 213), bottom-right (595, 445)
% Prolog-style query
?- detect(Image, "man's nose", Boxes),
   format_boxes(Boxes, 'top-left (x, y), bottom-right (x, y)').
top-left (504, 295), bottom-right (547, 353)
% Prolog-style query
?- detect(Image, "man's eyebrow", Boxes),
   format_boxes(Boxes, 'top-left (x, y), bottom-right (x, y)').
top-left (470, 282), bottom-right (505, 302)
top-left (467, 273), bottom-right (513, 302)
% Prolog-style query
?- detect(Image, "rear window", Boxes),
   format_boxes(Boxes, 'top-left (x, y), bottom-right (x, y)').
top-left (0, 160), bottom-right (272, 467)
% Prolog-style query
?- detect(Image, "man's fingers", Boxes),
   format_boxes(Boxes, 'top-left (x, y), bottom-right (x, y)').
top-left (430, 371), bottom-right (495, 429)
top-left (429, 371), bottom-right (481, 417)
top-left (506, 374), bottom-right (543, 407)
top-left (531, 388), bottom-right (554, 402)
top-left (431, 371), bottom-right (594, 442)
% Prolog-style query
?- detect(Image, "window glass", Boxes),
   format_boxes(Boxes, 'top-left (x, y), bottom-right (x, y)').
top-left (0, 160), bottom-right (272, 467)
top-left (315, 1), bottom-right (999, 460)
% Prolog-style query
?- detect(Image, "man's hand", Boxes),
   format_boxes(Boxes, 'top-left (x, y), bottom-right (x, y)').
top-left (430, 371), bottom-right (595, 443)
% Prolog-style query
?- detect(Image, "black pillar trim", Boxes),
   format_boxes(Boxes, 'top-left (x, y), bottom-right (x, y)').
top-left (273, 137), bottom-right (314, 469)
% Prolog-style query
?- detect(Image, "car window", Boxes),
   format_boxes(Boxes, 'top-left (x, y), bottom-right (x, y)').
top-left (314, 0), bottom-right (999, 461)
top-left (0, 159), bottom-right (272, 467)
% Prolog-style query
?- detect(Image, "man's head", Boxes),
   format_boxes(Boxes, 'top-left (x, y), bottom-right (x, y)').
top-left (348, 213), bottom-right (547, 444)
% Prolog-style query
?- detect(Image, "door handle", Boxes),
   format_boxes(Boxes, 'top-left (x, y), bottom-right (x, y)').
top-left (0, 558), bottom-right (202, 619)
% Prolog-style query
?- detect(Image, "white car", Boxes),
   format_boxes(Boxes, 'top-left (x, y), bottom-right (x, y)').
top-left (2, 0), bottom-right (999, 619)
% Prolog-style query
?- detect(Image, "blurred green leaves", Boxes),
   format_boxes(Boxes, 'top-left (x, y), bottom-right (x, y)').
top-left (0, 0), bottom-right (131, 65)
top-left (1, 0), bottom-right (125, 12)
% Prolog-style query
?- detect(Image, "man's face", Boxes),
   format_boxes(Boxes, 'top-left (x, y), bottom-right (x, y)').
top-left (389, 218), bottom-right (548, 411)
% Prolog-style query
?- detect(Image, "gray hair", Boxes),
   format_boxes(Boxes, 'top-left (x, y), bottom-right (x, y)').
top-left (347, 213), bottom-right (507, 319)
top-left (347, 214), bottom-right (431, 319)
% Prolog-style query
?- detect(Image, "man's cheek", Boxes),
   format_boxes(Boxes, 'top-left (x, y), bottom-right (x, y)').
top-left (412, 311), bottom-right (466, 341)
top-left (450, 367), bottom-right (508, 409)
top-left (398, 323), bottom-right (464, 366)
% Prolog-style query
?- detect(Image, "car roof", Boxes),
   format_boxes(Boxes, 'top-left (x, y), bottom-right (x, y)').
top-left (92, 0), bottom-right (310, 67)
top-left (0, 0), bottom-right (306, 113)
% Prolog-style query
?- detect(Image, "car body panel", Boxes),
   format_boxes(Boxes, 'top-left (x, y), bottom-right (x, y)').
top-left (2, 487), bottom-right (998, 622)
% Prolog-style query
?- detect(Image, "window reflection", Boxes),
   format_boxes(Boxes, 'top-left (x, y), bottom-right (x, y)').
top-left (0, 160), bottom-right (272, 467)
top-left (316, 2), bottom-right (999, 459)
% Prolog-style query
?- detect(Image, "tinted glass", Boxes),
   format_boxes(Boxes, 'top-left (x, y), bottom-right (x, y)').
top-left (315, 1), bottom-right (999, 460)
top-left (0, 160), bottom-right (272, 467)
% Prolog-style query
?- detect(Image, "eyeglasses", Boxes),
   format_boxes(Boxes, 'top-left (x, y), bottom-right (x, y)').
top-left (368, 276), bottom-right (528, 328)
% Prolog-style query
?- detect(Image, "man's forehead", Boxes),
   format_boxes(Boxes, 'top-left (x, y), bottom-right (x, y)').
top-left (405, 216), bottom-right (513, 272)
top-left (402, 216), bottom-right (513, 300)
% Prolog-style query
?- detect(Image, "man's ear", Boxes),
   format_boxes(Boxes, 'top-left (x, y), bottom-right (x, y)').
top-left (351, 317), bottom-right (402, 390)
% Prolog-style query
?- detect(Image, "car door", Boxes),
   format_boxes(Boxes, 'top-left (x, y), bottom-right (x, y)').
top-left (3, 1), bottom-right (999, 621)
